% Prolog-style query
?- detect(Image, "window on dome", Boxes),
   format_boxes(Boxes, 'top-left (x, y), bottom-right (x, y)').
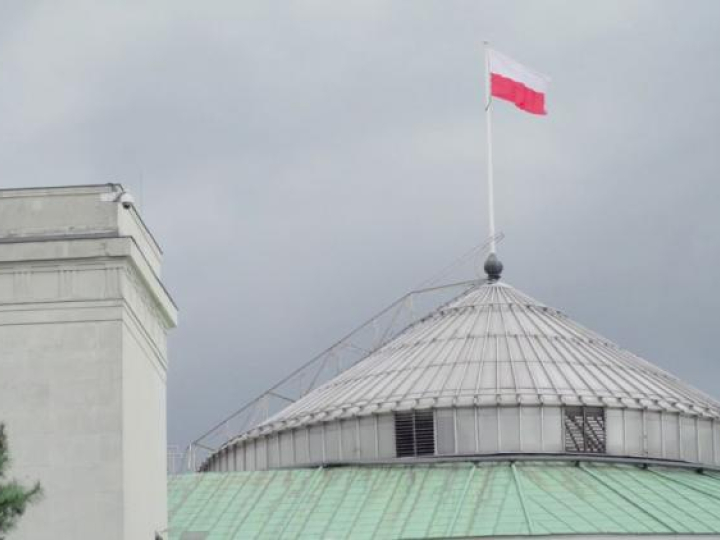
top-left (564, 406), bottom-right (606, 453)
top-left (394, 410), bottom-right (435, 457)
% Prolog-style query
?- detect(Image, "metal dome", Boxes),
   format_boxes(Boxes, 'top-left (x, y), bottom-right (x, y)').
top-left (171, 461), bottom-right (720, 538)
top-left (201, 279), bottom-right (720, 472)
top-left (258, 281), bottom-right (720, 431)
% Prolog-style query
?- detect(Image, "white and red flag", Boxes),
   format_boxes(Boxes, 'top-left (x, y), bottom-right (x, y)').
top-left (481, 45), bottom-right (549, 255)
top-left (487, 48), bottom-right (550, 115)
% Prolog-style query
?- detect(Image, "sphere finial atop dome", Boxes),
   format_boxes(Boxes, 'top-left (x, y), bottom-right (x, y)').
top-left (484, 253), bottom-right (503, 282)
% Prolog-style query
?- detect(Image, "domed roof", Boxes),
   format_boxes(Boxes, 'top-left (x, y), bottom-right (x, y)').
top-left (170, 461), bottom-right (720, 538)
top-left (253, 280), bottom-right (720, 435)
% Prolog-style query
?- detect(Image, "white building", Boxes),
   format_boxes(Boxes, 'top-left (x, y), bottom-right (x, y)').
top-left (0, 185), bottom-right (177, 539)
top-left (4, 183), bottom-right (720, 539)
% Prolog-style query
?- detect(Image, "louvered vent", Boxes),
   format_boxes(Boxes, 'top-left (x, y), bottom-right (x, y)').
top-left (395, 410), bottom-right (435, 457)
top-left (564, 406), bottom-right (606, 453)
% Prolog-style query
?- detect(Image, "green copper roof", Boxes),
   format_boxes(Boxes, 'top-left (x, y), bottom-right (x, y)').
top-left (168, 462), bottom-right (720, 539)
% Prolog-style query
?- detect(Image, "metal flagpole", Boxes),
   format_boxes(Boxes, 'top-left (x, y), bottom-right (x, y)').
top-left (484, 41), bottom-right (496, 254)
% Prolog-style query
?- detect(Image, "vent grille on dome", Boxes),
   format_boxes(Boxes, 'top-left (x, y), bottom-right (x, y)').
top-left (564, 406), bottom-right (606, 453)
top-left (395, 410), bottom-right (435, 457)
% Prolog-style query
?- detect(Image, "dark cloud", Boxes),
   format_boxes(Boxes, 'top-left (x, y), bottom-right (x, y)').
top-left (0, 1), bottom-right (718, 450)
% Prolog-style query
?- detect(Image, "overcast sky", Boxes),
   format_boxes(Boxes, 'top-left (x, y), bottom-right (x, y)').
top-left (1, 1), bottom-right (719, 451)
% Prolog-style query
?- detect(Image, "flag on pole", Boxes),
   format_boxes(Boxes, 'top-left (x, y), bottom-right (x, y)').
top-left (488, 49), bottom-right (550, 115)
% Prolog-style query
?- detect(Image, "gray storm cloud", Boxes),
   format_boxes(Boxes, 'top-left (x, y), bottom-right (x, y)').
top-left (0, 0), bottom-right (718, 450)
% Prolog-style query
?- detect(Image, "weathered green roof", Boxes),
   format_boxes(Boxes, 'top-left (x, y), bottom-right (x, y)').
top-left (168, 462), bottom-right (720, 539)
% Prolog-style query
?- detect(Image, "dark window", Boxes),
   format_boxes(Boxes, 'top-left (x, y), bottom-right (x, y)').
top-left (395, 410), bottom-right (435, 457)
top-left (564, 406), bottom-right (606, 453)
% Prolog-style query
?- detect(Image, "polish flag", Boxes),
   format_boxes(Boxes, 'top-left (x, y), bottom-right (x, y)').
top-left (488, 49), bottom-right (550, 115)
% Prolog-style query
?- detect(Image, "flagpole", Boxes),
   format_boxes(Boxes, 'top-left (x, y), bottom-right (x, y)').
top-left (484, 41), bottom-right (497, 255)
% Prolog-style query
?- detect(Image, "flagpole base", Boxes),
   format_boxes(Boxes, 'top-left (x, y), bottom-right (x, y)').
top-left (484, 253), bottom-right (503, 282)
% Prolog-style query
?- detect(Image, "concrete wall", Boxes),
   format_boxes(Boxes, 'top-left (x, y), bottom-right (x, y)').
top-left (0, 185), bottom-right (176, 539)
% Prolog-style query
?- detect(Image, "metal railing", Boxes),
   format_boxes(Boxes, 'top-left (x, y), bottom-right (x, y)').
top-left (175, 233), bottom-right (504, 473)
top-left (179, 279), bottom-right (482, 472)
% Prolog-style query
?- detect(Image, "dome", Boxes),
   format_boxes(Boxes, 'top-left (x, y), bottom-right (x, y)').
top-left (258, 281), bottom-right (720, 429)
top-left (202, 279), bottom-right (720, 472)
top-left (171, 461), bottom-right (720, 538)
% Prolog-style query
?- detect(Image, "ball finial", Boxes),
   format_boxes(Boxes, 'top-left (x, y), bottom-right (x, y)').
top-left (484, 253), bottom-right (503, 282)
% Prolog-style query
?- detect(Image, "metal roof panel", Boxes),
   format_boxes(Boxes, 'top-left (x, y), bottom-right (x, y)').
top-left (257, 282), bottom-right (720, 434)
top-left (168, 462), bottom-right (720, 539)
